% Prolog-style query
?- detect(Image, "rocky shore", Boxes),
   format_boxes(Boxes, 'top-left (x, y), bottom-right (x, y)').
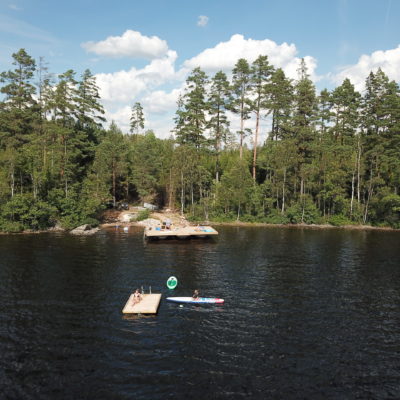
top-left (1, 207), bottom-right (398, 235)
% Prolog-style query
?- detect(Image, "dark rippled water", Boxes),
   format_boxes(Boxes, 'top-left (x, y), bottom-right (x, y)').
top-left (1, 226), bottom-right (400, 399)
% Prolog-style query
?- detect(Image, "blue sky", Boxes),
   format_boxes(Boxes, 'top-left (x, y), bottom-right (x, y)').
top-left (1, 0), bottom-right (399, 138)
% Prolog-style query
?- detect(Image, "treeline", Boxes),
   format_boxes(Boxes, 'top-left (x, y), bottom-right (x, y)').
top-left (0, 49), bottom-right (399, 232)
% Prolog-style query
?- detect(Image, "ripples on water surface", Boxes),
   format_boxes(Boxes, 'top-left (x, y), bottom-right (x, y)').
top-left (1, 226), bottom-right (400, 399)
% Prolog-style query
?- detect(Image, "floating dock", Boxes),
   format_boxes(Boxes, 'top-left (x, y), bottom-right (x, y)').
top-left (122, 293), bottom-right (162, 314)
top-left (144, 225), bottom-right (218, 240)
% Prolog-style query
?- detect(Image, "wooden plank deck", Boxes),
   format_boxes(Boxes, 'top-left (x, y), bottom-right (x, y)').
top-left (144, 225), bottom-right (218, 239)
top-left (122, 293), bottom-right (162, 314)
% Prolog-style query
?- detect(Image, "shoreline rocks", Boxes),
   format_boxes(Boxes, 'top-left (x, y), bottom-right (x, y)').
top-left (69, 224), bottom-right (100, 236)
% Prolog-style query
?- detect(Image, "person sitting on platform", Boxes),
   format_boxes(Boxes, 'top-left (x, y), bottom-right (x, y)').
top-left (133, 288), bottom-right (143, 303)
top-left (192, 289), bottom-right (200, 300)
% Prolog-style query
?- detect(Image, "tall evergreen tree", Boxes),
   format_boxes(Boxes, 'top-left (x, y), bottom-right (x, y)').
top-left (128, 130), bottom-right (164, 202)
top-left (329, 79), bottom-right (361, 217)
top-left (174, 67), bottom-right (208, 149)
top-left (130, 102), bottom-right (145, 134)
top-left (77, 69), bottom-right (105, 129)
top-left (250, 55), bottom-right (274, 180)
top-left (316, 88), bottom-right (332, 136)
top-left (207, 71), bottom-right (231, 182)
top-left (230, 58), bottom-right (252, 159)
top-left (92, 121), bottom-right (126, 207)
top-left (0, 49), bottom-right (38, 198)
top-left (291, 58), bottom-right (318, 197)
top-left (0, 48), bottom-right (36, 112)
top-left (267, 68), bottom-right (293, 140)
top-left (361, 69), bottom-right (400, 222)
top-left (331, 78), bottom-right (360, 145)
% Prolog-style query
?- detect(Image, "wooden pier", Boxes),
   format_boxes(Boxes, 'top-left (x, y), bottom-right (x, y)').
top-left (144, 225), bottom-right (218, 240)
top-left (122, 293), bottom-right (162, 314)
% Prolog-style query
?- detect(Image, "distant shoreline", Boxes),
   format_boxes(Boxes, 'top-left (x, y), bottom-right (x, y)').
top-left (103, 218), bottom-right (399, 233)
top-left (206, 221), bottom-right (399, 232)
top-left (1, 217), bottom-right (399, 235)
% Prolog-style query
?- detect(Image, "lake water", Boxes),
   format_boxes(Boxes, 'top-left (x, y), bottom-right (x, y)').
top-left (1, 226), bottom-right (400, 399)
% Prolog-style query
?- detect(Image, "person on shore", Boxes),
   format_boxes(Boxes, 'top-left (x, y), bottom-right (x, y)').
top-left (133, 288), bottom-right (142, 303)
top-left (192, 289), bottom-right (199, 300)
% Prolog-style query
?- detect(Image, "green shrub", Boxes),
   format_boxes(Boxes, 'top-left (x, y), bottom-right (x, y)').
top-left (263, 211), bottom-right (290, 225)
top-left (187, 214), bottom-right (203, 223)
top-left (209, 212), bottom-right (236, 222)
top-left (286, 197), bottom-right (321, 224)
top-left (136, 209), bottom-right (150, 221)
top-left (0, 194), bottom-right (56, 231)
top-left (327, 214), bottom-right (354, 226)
top-left (0, 220), bottom-right (24, 233)
top-left (371, 194), bottom-right (400, 228)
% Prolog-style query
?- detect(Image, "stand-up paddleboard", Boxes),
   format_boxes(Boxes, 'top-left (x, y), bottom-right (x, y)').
top-left (167, 297), bottom-right (224, 304)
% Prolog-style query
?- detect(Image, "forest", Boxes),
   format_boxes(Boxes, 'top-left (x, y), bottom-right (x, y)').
top-left (0, 48), bottom-right (399, 232)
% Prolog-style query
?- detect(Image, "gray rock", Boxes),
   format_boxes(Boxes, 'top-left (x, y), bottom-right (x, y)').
top-left (70, 224), bottom-right (100, 235)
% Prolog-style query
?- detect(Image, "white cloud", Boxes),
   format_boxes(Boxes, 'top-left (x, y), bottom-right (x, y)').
top-left (104, 103), bottom-right (176, 139)
top-left (197, 15), bottom-right (209, 27)
top-left (141, 88), bottom-right (182, 114)
top-left (82, 30), bottom-right (169, 59)
top-left (284, 55), bottom-right (319, 82)
top-left (104, 105), bottom-right (132, 132)
top-left (95, 50), bottom-right (178, 104)
top-left (95, 34), bottom-right (323, 138)
top-left (331, 45), bottom-right (400, 91)
top-left (182, 34), bottom-right (318, 81)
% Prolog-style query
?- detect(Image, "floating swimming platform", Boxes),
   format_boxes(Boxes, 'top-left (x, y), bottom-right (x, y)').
top-left (122, 293), bottom-right (162, 314)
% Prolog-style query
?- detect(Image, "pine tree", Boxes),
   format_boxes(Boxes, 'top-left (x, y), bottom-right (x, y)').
top-left (230, 58), bottom-right (252, 159)
top-left (291, 58), bottom-right (318, 197)
top-left (250, 55), bottom-right (274, 179)
top-left (328, 79), bottom-right (362, 217)
top-left (92, 121), bottom-right (126, 207)
top-left (128, 130), bottom-right (164, 202)
top-left (331, 78), bottom-right (360, 145)
top-left (361, 69), bottom-right (400, 223)
top-left (217, 158), bottom-right (253, 220)
top-left (174, 67), bottom-right (208, 149)
top-left (49, 69), bottom-right (78, 125)
top-left (130, 102), bottom-right (145, 134)
top-left (361, 69), bottom-right (388, 222)
top-left (207, 71), bottom-right (231, 182)
top-left (0, 49), bottom-right (38, 198)
top-left (0, 49), bottom-right (36, 111)
top-left (77, 69), bottom-right (105, 129)
top-left (316, 88), bottom-right (332, 136)
top-left (267, 68), bottom-right (293, 140)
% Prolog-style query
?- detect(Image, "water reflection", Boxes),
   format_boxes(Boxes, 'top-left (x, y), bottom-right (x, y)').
top-left (1, 227), bottom-right (400, 399)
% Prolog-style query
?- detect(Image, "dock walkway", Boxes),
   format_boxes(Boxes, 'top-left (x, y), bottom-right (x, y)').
top-left (122, 293), bottom-right (162, 314)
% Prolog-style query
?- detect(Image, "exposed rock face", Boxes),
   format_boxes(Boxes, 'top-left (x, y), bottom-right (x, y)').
top-left (48, 222), bottom-right (65, 232)
top-left (120, 213), bottom-right (137, 223)
top-left (70, 224), bottom-right (100, 235)
top-left (136, 218), bottom-right (162, 228)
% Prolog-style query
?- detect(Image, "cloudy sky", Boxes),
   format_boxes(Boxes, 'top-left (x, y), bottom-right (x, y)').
top-left (1, 0), bottom-right (399, 139)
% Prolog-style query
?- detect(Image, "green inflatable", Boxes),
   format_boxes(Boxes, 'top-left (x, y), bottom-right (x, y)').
top-left (167, 276), bottom-right (178, 289)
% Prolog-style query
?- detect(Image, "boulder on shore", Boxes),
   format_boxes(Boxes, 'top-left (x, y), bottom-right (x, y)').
top-left (136, 218), bottom-right (162, 228)
top-left (70, 224), bottom-right (99, 235)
